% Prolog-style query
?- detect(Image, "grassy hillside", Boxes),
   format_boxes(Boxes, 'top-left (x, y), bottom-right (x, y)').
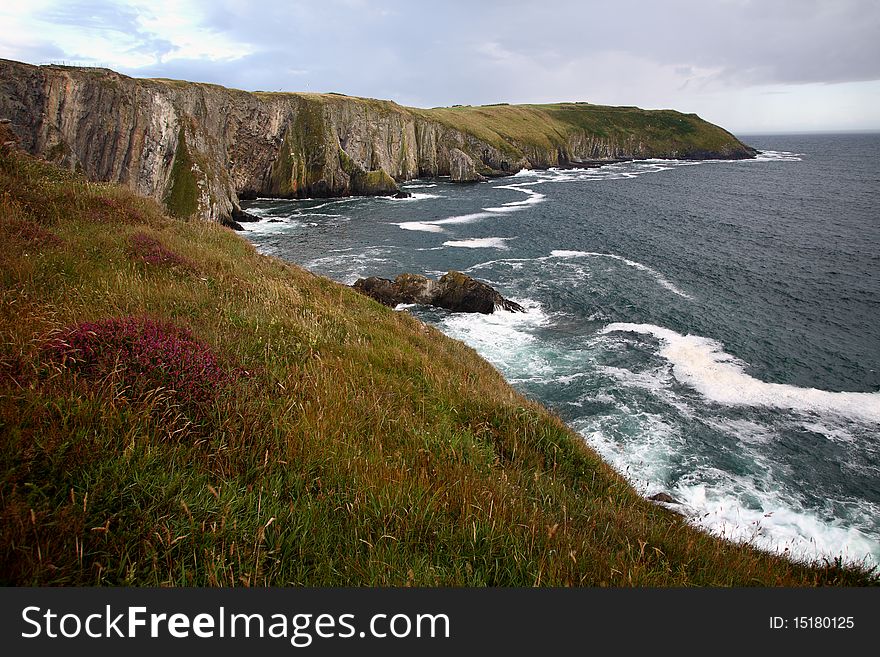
top-left (0, 137), bottom-right (872, 586)
top-left (414, 102), bottom-right (750, 160)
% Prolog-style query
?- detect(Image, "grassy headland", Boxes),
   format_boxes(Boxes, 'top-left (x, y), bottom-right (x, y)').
top-left (413, 101), bottom-right (748, 161)
top-left (0, 137), bottom-right (873, 586)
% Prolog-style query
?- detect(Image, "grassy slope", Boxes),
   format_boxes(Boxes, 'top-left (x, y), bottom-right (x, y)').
top-left (412, 102), bottom-right (748, 159)
top-left (0, 142), bottom-right (872, 586)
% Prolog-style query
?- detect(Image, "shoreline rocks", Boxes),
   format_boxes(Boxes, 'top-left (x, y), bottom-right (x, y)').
top-left (353, 271), bottom-right (525, 314)
top-left (648, 492), bottom-right (680, 504)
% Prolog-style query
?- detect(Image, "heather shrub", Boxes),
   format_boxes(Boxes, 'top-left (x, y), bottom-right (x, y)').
top-left (127, 232), bottom-right (195, 268)
top-left (86, 195), bottom-right (149, 224)
top-left (45, 317), bottom-right (235, 410)
top-left (5, 218), bottom-right (64, 247)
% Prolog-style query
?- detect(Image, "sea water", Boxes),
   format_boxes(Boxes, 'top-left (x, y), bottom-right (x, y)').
top-left (241, 133), bottom-right (880, 567)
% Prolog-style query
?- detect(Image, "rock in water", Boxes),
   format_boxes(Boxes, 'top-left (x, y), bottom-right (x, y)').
top-left (392, 273), bottom-right (437, 304)
top-left (433, 271), bottom-right (524, 313)
top-left (353, 271), bottom-right (524, 314)
top-left (648, 492), bottom-right (680, 504)
top-left (352, 277), bottom-right (401, 307)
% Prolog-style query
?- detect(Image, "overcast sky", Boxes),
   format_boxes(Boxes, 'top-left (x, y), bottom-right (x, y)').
top-left (2, 0), bottom-right (879, 134)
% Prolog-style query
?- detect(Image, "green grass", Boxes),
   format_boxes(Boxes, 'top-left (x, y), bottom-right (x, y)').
top-left (164, 127), bottom-right (199, 219)
top-left (0, 139), bottom-right (873, 586)
top-left (413, 102), bottom-right (750, 160)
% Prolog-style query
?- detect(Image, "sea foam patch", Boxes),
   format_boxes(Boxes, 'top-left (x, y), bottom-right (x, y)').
top-left (673, 479), bottom-right (879, 566)
top-left (394, 221), bottom-right (446, 233)
top-left (397, 182), bottom-right (548, 232)
top-left (437, 298), bottom-right (555, 377)
top-left (390, 192), bottom-right (441, 201)
top-left (753, 150), bottom-right (803, 162)
top-left (599, 322), bottom-right (880, 424)
top-left (443, 237), bottom-right (512, 249)
top-left (579, 418), bottom-right (879, 566)
top-left (240, 218), bottom-right (303, 234)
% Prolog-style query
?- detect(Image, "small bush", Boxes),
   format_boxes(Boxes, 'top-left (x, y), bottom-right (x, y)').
top-left (6, 219), bottom-right (64, 247)
top-left (45, 316), bottom-right (235, 408)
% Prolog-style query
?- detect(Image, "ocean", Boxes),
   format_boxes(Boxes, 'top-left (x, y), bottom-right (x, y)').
top-left (240, 133), bottom-right (880, 567)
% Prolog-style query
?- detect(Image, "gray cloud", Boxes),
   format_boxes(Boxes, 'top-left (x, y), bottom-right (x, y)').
top-left (4, 0), bottom-right (879, 131)
top-left (28, 1), bottom-right (880, 94)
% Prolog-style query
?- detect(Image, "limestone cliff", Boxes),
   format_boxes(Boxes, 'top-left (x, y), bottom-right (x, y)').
top-left (0, 58), bottom-right (756, 225)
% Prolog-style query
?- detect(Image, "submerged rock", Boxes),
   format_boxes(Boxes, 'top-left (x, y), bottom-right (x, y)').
top-left (353, 270), bottom-right (524, 314)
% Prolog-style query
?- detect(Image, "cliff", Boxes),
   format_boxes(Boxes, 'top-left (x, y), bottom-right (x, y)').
top-left (0, 58), bottom-right (756, 225)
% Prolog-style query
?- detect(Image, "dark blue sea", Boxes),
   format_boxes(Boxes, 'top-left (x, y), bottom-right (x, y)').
top-left (241, 133), bottom-right (880, 566)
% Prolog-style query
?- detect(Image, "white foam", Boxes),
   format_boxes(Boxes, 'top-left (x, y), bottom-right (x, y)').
top-left (402, 183), bottom-right (438, 188)
top-left (394, 222), bottom-right (446, 233)
top-left (393, 192), bottom-right (441, 200)
top-left (484, 205), bottom-right (524, 214)
top-left (443, 237), bottom-right (512, 249)
top-left (240, 218), bottom-right (303, 234)
top-left (674, 481), bottom-right (878, 566)
top-left (599, 323), bottom-right (880, 423)
top-left (753, 150), bottom-right (803, 162)
top-left (296, 198), bottom-right (359, 211)
top-left (492, 185), bottom-right (546, 207)
top-left (550, 250), bottom-right (589, 259)
top-left (305, 247), bottom-right (396, 285)
top-left (437, 298), bottom-right (554, 377)
top-left (580, 418), bottom-right (879, 566)
top-left (431, 211), bottom-right (496, 225)
top-left (706, 417), bottom-right (778, 445)
top-left (400, 182), bottom-right (547, 232)
top-left (550, 250), bottom-right (693, 299)
top-left (800, 421), bottom-right (857, 444)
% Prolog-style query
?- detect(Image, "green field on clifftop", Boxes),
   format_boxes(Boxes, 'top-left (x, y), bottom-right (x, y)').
top-left (0, 136), bottom-right (872, 586)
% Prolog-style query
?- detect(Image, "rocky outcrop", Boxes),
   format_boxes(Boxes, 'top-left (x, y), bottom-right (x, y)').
top-left (353, 271), bottom-right (525, 314)
top-left (0, 58), bottom-right (757, 225)
top-left (648, 492), bottom-right (680, 504)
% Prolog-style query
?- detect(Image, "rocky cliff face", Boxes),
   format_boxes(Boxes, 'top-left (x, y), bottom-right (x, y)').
top-left (0, 59), bottom-right (756, 225)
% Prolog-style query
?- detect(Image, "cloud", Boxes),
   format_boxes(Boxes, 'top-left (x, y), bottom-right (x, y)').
top-left (1, 0), bottom-right (878, 131)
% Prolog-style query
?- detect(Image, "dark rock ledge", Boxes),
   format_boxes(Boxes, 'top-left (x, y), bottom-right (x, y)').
top-left (353, 271), bottom-right (525, 314)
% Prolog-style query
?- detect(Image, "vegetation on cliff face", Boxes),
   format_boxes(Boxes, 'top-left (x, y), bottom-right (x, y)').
top-left (164, 127), bottom-right (199, 219)
top-left (1, 139), bottom-right (873, 586)
top-left (268, 98), bottom-right (330, 197)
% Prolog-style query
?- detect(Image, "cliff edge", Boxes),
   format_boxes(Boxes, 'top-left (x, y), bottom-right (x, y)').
top-left (0, 58), bottom-right (756, 225)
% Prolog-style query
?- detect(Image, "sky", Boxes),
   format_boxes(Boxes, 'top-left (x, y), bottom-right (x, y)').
top-left (1, 0), bottom-right (879, 134)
